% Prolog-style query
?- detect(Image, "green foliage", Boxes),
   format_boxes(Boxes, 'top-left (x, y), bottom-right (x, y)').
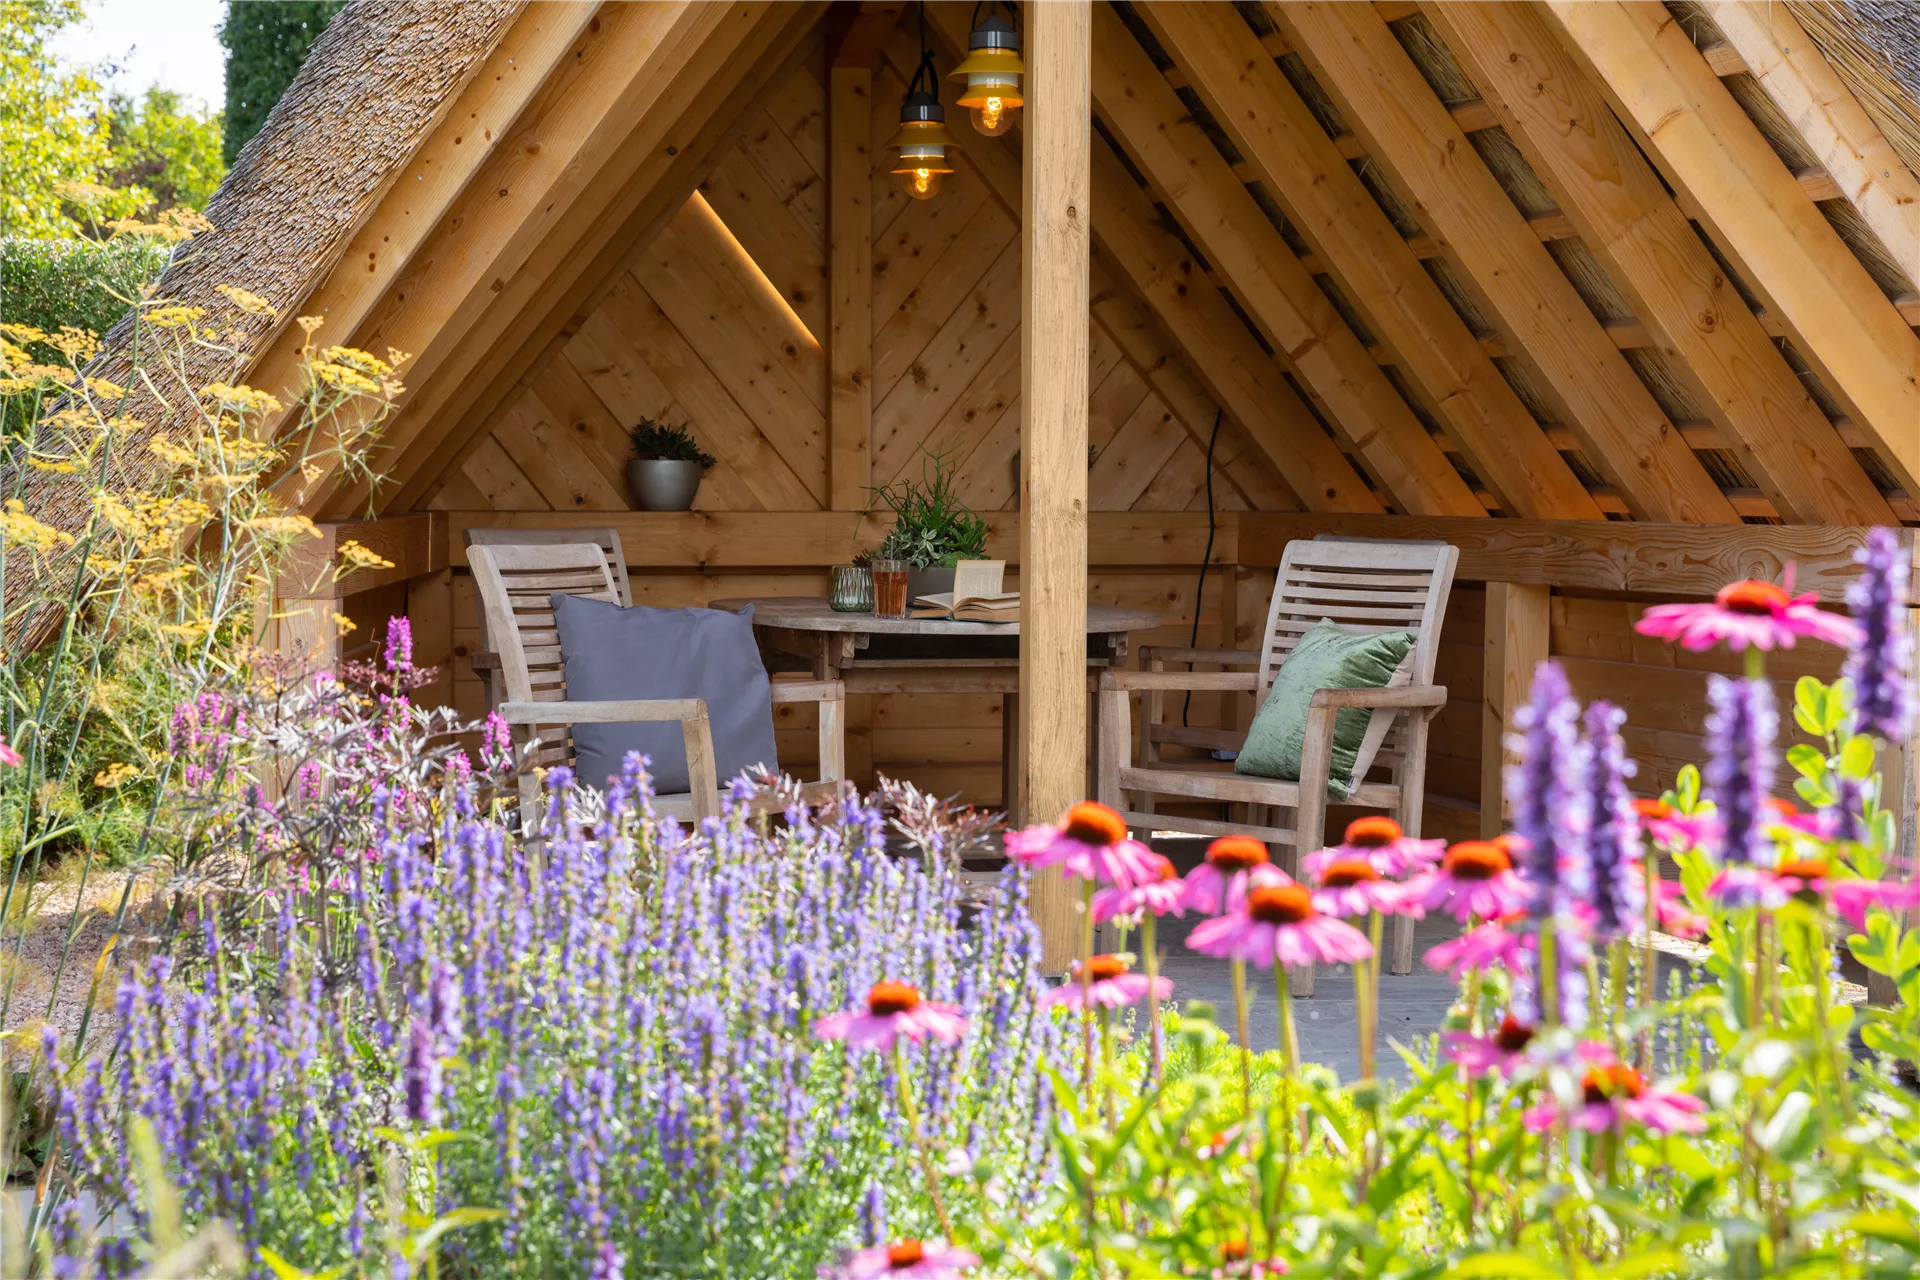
top-left (0, 234), bottom-right (171, 435)
top-left (871, 450), bottom-right (989, 568)
top-left (0, 0), bottom-right (138, 238)
top-left (628, 416), bottom-right (714, 466)
top-left (218, 0), bottom-right (344, 165)
top-left (104, 88), bottom-right (225, 216)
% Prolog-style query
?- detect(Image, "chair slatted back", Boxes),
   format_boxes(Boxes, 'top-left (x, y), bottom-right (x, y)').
top-left (1258, 538), bottom-right (1459, 766)
top-left (468, 545), bottom-right (618, 773)
top-left (465, 528), bottom-right (630, 656)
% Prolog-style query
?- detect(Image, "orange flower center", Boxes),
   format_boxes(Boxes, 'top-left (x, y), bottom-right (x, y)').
top-left (1083, 954), bottom-right (1129, 982)
top-left (1632, 798), bottom-right (1673, 821)
top-left (1582, 1062), bottom-right (1646, 1105)
top-left (1062, 800), bottom-right (1127, 847)
top-left (1221, 1239), bottom-right (1249, 1262)
top-left (1442, 840), bottom-right (1512, 881)
top-left (1716, 579), bottom-right (1790, 616)
top-left (1207, 836), bottom-right (1269, 872)
top-left (1343, 815), bottom-right (1403, 848)
top-left (1775, 857), bottom-right (1828, 881)
top-left (1765, 797), bottom-right (1800, 819)
top-left (1494, 1015), bottom-right (1535, 1054)
top-left (1150, 854), bottom-right (1177, 882)
top-left (867, 981), bottom-right (922, 1017)
top-left (1247, 882), bottom-right (1314, 925)
top-left (1320, 858), bottom-right (1382, 888)
top-left (886, 1240), bottom-right (925, 1268)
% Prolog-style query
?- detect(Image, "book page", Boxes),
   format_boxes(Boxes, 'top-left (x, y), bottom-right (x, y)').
top-left (951, 559), bottom-right (1006, 602)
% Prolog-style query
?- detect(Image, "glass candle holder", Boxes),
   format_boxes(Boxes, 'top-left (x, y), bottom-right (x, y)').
top-left (871, 558), bottom-right (911, 618)
top-left (829, 565), bottom-right (874, 613)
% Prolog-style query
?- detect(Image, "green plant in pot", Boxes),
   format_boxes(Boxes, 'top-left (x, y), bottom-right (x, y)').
top-left (628, 418), bottom-right (714, 510)
top-left (869, 449), bottom-right (990, 600)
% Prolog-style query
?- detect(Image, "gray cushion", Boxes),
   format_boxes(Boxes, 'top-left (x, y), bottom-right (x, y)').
top-left (549, 594), bottom-right (778, 794)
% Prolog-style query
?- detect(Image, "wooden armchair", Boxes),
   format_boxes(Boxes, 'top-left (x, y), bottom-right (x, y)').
top-left (468, 542), bottom-right (846, 827)
top-left (1098, 538), bottom-right (1458, 993)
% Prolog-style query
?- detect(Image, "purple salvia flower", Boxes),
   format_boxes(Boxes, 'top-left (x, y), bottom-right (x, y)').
top-left (404, 1016), bottom-right (442, 1128)
top-left (1830, 774), bottom-right (1868, 846)
top-left (1582, 701), bottom-right (1643, 940)
top-left (1706, 674), bottom-right (1778, 868)
top-left (1505, 660), bottom-right (1591, 921)
top-left (1842, 526), bottom-right (1912, 742)
top-left (385, 615), bottom-right (414, 673)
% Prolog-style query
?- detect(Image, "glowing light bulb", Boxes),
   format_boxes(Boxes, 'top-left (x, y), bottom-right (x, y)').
top-left (970, 96), bottom-right (1013, 138)
top-left (900, 167), bottom-right (944, 201)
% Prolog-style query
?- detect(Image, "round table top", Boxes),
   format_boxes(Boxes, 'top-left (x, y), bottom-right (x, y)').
top-left (708, 596), bottom-right (1162, 636)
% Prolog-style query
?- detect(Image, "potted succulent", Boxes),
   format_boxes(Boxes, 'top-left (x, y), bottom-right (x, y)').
top-left (628, 418), bottom-right (714, 511)
top-left (869, 449), bottom-right (991, 600)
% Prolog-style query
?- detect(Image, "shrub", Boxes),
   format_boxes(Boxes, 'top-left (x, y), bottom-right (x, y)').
top-left (0, 236), bottom-right (173, 367)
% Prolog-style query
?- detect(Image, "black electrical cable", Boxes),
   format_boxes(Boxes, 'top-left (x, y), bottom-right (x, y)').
top-left (1182, 409), bottom-right (1224, 729)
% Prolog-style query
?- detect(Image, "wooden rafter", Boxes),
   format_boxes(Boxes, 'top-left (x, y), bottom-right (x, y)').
top-left (914, 7), bottom-right (1390, 514)
top-left (1092, 2), bottom-right (1594, 519)
top-left (1258, 1), bottom-right (1736, 524)
top-left (253, 3), bottom-right (600, 508)
top-left (335, 2), bottom-right (825, 517)
top-left (1702, 0), bottom-right (1920, 295)
top-left (1426, 0), bottom-right (1896, 526)
top-left (1543, 0), bottom-right (1920, 503)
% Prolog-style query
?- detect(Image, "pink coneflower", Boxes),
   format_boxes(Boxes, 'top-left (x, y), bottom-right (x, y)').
top-left (1004, 801), bottom-right (1158, 887)
top-left (1181, 835), bottom-right (1272, 914)
top-left (1443, 1015), bottom-right (1536, 1076)
top-left (1827, 877), bottom-right (1920, 930)
top-left (1636, 578), bottom-right (1862, 653)
top-left (1043, 954), bottom-right (1172, 1010)
top-left (1632, 798), bottom-right (1718, 855)
top-left (1413, 841), bottom-right (1532, 922)
top-left (814, 981), bottom-right (968, 1054)
top-left (1311, 858), bottom-right (1414, 919)
top-left (1302, 815), bottom-right (1445, 880)
top-left (824, 1238), bottom-right (980, 1278)
top-left (1092, 853), bottom-right (1186, 923)
top-left (1763, 798), bottom-right (1833, 844)
top-left (1187, 881), bottom-right (1372, 970)
top-left (1210, 1239), bottom-right (1289, 1278)
top-left (1525, 1059), bottom-right (1706, 1135)
top-left (1423, 915), bottom-right (1526, 978)
top-left (1653, 881), bottom-right (1708, 940)
top-left (0, 736), bottom-right (20, 768)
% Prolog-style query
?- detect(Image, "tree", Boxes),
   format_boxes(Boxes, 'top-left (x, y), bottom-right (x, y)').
top-left (218, 0), bottom-right (343, 166)
top-left (0, 0), bottom-right (135, 238)
top-left (105, 88), bottom-right (225, 215)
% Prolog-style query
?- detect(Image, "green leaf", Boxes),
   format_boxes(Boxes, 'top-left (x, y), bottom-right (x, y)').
top-left (1795, 676), bottom-right (1827, 737)
top-left (1840, 732), bottom-right (1877, 781)
top-left (1785, 742), bottom-right (1829, 781)
top-left (1446, 1253), bottom-right (1566, 1278)
top-left (408, 1205), bottom-right (507, 1257)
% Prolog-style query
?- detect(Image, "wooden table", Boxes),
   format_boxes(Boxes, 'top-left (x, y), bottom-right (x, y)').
top-left (708, 597), bottom-right (1162, 816)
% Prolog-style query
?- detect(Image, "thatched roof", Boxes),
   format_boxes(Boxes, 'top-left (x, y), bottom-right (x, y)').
top-left (1790, 0), bottom-right (1920, 183)
top-left (25, 0), bottom-right (521, 543)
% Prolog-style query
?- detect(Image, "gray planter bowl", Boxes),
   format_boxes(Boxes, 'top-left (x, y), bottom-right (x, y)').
top-left (628, 459), bottom-right (704, 511)
top-left (906, 565), bottom-right (956, 603)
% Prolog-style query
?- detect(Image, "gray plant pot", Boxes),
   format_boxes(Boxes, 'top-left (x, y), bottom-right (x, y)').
top-left (906, 565), bottom-right (956, 603)
top-left (628, 459), bottom-right (704, 511)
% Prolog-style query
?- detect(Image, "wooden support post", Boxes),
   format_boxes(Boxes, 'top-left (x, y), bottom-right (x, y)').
top-left (1020, 0), bottom-right (1092, 973)
top-left (406, 568), bottom-right (455, 712)
top-left (1480, 583), bottom-right (1550, 839)
top-left (828, 62), bottom-right (873, 510)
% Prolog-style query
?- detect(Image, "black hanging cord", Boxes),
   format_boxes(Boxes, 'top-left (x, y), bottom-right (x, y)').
top-left (1182, 409), bottom-right (1224, 728)
top-left (906, 1), bottom-right (936, 97)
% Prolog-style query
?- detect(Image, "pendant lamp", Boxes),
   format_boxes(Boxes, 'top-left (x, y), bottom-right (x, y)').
top-left (948, 4), bottom-right (1023, 137)
top-left (889, 14), bottom-right (957, 201)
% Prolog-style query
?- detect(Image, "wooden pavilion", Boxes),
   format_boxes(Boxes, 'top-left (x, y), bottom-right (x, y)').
top-left (79, 0), bottom-right (1920, 965)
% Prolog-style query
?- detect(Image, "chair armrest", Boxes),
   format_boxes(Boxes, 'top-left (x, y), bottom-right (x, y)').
top-left (769, 679), bottom-right (844, 704)
top-left (1307, 685), bottom-right (1448, 711)
top-left (470, 651), bottom-right (500, 672)
top-left (1101, 670), bottom-right (1259, 692)
top-left (1138, 646), bottom-right (1263, 668)
top-left (498, 698), bottom-right (709, 725)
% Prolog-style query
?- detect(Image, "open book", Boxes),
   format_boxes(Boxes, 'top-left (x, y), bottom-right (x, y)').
top-left (911, 559), bottom-right (1019, 622)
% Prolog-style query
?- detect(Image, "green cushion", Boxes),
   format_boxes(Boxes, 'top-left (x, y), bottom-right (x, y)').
top-left (1235, 619), bottom-right (1416, 796)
